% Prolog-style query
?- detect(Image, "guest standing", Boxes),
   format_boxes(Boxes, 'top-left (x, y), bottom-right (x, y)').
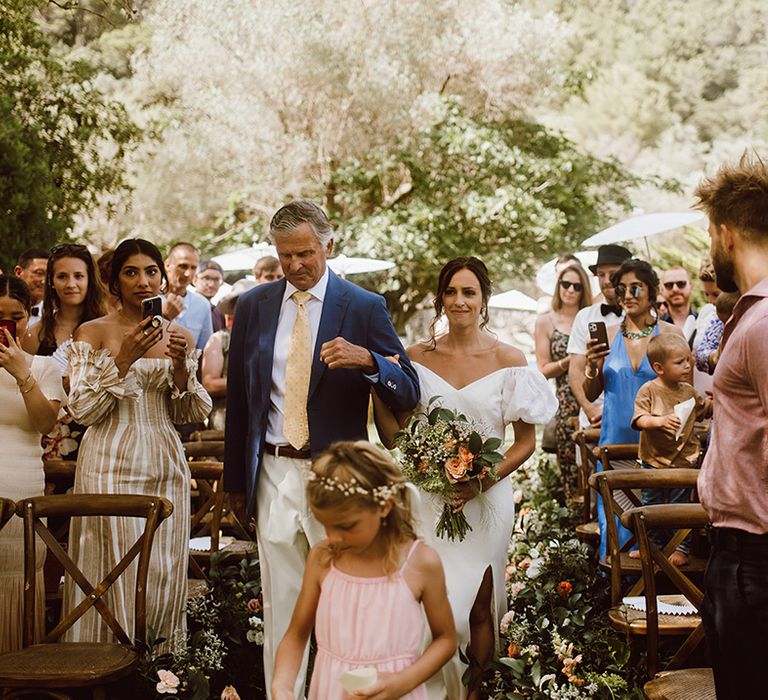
top-left (0, 275), bottom-right (63, 651)
top-left (535, 263), bottom-right (592, 498)
top-left (693, 152), bottom-right (768, 700)
top-left (63, 239), bottom-right (211, 647)
top-left (194, 259), bottom-right (226, 332)
top-left (22, 244), bottom-right (105, 461)
top-left (13, 249), bottom-right (49, 326)
top-left (584, 259), bottom-right (683, 558)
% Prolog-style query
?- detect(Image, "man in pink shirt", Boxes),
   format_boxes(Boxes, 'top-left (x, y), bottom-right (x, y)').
top-left (694, 151), bottom-right (768, 700)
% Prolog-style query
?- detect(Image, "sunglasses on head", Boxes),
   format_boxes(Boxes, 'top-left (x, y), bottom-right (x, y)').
top-left (663, 280), bottom-right (688, 290)
top-left (616, 283), bottom-right (644, 298)
top-left (559, 280), bottom-right (583, 292)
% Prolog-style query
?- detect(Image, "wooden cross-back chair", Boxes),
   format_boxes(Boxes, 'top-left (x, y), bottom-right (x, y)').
top-left (0, 498), bottom-right (14, 530)
top-left (621, 503), bottom-right (716, 698)
top-left (0, 494), bottom-right (172, 699)
top-left (187, 459), bottom-right (226, 580)
top-left (573, 428), bottom-right (601, 543)
top-left (189, 428), bottom-right (224, 442)
top-left (588, 468), bottom-right (704, 605)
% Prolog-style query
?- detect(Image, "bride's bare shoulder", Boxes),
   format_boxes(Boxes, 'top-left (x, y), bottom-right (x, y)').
top-left (494, 342), bottom-right (527, 368)
top-left (405, 342), bottom-right (432, 363)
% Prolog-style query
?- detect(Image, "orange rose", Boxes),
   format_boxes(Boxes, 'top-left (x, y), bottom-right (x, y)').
top-left (556, 581), bottom-right (573, 598)
top-left (418, 460), bottom-right (428, 473)
top-left (458, 445), bottom-right (474, 466)
top-left (507, 642), bottom-right (521, 658)
top-left (444, 457), bottom-right (469, 482)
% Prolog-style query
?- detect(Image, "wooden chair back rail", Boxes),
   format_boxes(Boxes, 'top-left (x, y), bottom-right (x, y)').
top-left (594, 443), bottom-right (640, 468)
top-left (627, 505), bottom-right (709, 678)
top-left (18, 494), bottom-right (171, 648)
top-left (574, 430), bottom-right (600, 523)
top-left (589, 468), bottom-right (700, 492)
top-left (183, 441), bottom-right (225, 460)
top-left (188, 461), bottom-right (225, 555)
top-left (189, 429), bottom-right (224, 442)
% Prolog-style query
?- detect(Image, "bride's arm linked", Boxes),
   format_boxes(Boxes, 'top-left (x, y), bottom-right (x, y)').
top-left (371, 350), bottom-right (415, 448)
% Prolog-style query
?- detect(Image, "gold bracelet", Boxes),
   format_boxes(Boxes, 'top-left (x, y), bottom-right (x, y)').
top-left (16, 370), bottom-right (32, 388)
top-left (584, 364), bottom-right (599, 380)
top-left (558, 358), bottom-right (565, 371)
top-left (20, 377), bottom-right (37, 395)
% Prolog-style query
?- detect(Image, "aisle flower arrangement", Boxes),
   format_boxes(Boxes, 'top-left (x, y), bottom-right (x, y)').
top-left (129, 552), bottom-right (265, 700)
top-left (483, 456), bottom-right (643, 699)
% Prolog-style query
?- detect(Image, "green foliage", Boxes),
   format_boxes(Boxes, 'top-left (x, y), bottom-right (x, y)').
top-left (0, 0), bottom-right (139, 271)
top-left (331, 100), bottom-right (653, 331)
top-left (483, 456), bottom-right (643, 699)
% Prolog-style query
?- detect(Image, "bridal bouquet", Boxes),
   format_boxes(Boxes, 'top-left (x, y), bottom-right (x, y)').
top-left (395, 397), bottom-right (504, 541)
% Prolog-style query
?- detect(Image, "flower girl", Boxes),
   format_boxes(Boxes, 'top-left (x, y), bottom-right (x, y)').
top-left (271, 441), bottom-right (456, 700)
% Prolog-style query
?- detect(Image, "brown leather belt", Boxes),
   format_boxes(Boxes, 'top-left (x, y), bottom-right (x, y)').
top-left (264, 443), bottom-right (311, 460)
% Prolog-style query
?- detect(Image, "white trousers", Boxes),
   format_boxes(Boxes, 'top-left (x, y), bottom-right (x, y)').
top-left (256, 454), bottom-right (324, 699)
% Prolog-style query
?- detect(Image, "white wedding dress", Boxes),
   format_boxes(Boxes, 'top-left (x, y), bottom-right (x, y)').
top-left (412, 362), bottom-right (557, 700)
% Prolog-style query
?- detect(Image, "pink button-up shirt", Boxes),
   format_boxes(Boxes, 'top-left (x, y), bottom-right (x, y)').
top-left (698, 276), bottom-right (768, 534)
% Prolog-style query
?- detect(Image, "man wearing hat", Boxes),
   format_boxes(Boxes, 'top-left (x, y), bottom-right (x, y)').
top-left (201, 278), bottom-right (257, 431)
top-left (567, 244), bottom-right (633, 428)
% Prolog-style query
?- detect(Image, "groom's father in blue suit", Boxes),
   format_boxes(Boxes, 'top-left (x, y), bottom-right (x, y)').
top-left (224, 199), bottom-right (419, 696)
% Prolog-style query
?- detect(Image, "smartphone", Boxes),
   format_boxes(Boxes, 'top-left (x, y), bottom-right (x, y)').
top-left (141, 296), bottom-right (164, 329)
top-left (0, 320), bottom-right (15, 346)
top-left (588, 321), bottom-right (609, 349)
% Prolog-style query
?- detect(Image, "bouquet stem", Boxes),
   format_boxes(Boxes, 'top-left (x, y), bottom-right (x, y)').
top-left (436, 504), bottom-right (473, 542)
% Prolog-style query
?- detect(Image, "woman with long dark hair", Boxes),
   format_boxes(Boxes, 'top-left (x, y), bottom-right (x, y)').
top-left (22, 244), bottom-right (105, 460)
top-left (584, 259), bottom-right (683, 557)
top-left (62, 239), bottom-right (211, 648)
top-left (0, 275), bottom-right (63, 651)
top-left (374, 257), bottom-right (556, 700)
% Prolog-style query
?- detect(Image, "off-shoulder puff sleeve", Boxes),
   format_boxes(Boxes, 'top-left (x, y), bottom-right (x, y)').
top-left (165, 349), bottom-right (212, 424)
top-left (501, 366), bottom-right (558, 425)
top-left (66, 341), bottom-right (141, 426)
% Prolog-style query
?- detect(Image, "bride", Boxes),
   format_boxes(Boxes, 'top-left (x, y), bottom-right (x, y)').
top-left (374, 257), bottom-right (557, 699)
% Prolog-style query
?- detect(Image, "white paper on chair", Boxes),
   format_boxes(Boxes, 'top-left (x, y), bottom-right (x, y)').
top-left (673, 397), bottom-right (695, 440)
top-left (189, 535), bottom-right (235, 552)
top-left (622, 595), bottom-right (697, 616)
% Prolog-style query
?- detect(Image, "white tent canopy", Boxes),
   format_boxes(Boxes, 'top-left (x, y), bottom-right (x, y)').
top-left (581, 211), bottom-right (706, 248)
top-left (488, 289), bottom-right (539, 312)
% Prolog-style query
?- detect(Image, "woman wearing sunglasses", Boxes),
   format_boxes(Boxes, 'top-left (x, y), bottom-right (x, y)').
top-left (535, 263), bottom-right (592, 499)
top-left (22, 244), bottom-right (105, 462)
top-left (583, 258), bottom-right (683, 557)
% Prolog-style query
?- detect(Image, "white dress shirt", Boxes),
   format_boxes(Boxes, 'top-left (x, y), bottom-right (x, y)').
top-left (266, 269), bottom-right (330, 445)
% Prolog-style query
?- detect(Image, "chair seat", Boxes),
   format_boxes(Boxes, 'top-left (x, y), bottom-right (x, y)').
top-left (643, 668), bottom-right (716, 700)
top-left (220, 539), bottom-right (258, 559)
top-left (0, 642), bottom-right (138, 687)
top-left (575, 521), bottom-right (600, 541)
top-left (608, 605), bottom-right (701, 636)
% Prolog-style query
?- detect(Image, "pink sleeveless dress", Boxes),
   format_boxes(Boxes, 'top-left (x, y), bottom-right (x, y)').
top-left (309, 540), bottom-right (428, 700)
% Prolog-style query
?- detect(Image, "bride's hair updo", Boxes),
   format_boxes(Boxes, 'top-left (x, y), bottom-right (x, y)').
top-left (428, 257), bottom-right (493, 346)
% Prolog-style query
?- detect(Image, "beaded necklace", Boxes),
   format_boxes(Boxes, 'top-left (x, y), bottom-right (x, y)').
top-left (620, 316), bottom-right (657, 340)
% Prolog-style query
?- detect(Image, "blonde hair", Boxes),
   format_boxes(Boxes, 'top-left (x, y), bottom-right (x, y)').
top-left (308, 441), bottom-right (417, 574)
top-left (646, 333), bottom-right (690, 368)
top-left (552, 264), bottom-right (593, 312)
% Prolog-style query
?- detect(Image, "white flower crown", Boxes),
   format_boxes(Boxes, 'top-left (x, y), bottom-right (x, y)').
top-left (306, 471), bottom-right (403, 508)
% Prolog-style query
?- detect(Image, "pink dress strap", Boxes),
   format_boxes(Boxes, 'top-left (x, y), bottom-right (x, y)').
top-left (399, 539), bottom-right (421, 574)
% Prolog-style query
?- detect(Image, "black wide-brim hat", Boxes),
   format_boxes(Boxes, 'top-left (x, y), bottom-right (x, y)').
top-left (588, 244), bottom-right (633, 273)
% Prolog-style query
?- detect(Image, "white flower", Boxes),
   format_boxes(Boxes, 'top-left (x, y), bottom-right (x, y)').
top-left (525, 558), bottom-right (542, 578)
top-left (248, 615), bottom-right (262, 629)
top-left (512, 488), bottom-right (523, 504)
top-left (246, 629), bottom-right (264, 645)
top-left (156, 670), bottom-right (180, 694)
top-left (508, 581), bottom-right (525, 598)
top-left (499, 610), bottom-right (515, 634)
top-left (539, 673), bottom-right (556, 689)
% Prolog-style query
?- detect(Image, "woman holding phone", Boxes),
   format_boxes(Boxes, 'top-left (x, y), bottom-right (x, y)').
top-left (583, 259), bottom-right (682, 557)
top-left (0, 275), bottom-right (64, 652)
top-left (22, 244), bottom-right (105, 461)
top-left (62, 239), bottom-right (212, 648)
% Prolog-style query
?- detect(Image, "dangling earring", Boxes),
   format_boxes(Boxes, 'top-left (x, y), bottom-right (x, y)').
top-left (381, 515), bottom-right (388, 528)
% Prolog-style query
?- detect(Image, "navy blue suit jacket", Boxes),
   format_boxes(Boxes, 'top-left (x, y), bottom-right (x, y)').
top-left (223, 270), bottom-right (419, 514)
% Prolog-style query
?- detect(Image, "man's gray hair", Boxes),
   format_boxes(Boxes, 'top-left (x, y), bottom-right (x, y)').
top-left (269, 199), bottom-right (334, 246)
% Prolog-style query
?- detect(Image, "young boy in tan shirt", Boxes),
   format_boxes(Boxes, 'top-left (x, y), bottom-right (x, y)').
top-left (631, 333), bottom-right (712, 565)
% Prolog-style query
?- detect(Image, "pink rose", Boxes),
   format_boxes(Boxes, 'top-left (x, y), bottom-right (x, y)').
top-left (444, 457), bottom-right (469, 483)
top-left (221, 686), bottom-right (241, 700)
top-left (156, 670), bottom-right (180, 695)
top-left (247, 598), bottom-right (261, 613)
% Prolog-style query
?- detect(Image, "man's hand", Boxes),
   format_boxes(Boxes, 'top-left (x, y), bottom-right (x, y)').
top-left (227, 491), bottom-right (254, 535)
top-left (585, 403), bottom-right (603, 428)
top-left (319, 337), bottom-right (376, 372)
top-left (163, 293), bottom-right (184, 321)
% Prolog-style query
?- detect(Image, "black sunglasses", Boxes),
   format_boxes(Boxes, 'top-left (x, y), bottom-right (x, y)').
top-left (559, 280), bottom-right (583, 292)
top-left (616, 282), bottom-right (644, 298)
top-left (663, 280), bottom-right (688, 290)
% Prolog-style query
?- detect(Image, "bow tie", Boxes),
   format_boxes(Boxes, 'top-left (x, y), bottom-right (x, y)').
top-left (600, 304), bottom-right (622, 317)
top-left (30, 306), bottom-right (40, 316)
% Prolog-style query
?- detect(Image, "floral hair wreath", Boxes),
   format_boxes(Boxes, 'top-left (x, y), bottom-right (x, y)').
top-left (307, 471), bottom-right (403, 508)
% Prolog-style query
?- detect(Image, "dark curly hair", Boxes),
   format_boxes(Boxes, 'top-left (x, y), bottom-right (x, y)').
top-left (611, 258), bottom-right (660, 311)
top-left (0, 274), bottom-right (31, 313)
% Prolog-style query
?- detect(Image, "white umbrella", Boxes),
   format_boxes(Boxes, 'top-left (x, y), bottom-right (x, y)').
top-left (327, 254), bottom-right (395, 277)
top-left (581, 211), bottom-right (706, 248)
top-left (488, 289), bottom-right (539, 312)
top-left (536, 250), bottom-right (601, 296)
top-left (211, 243), bottom-right (277, 271)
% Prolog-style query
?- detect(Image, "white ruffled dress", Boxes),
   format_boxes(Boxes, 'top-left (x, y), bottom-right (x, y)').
top-left (62, 342), bottom-right (212, 647)
top-left (412, 363), bottom-right (557, 700)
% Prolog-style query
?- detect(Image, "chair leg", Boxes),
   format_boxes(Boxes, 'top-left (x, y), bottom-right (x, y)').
top-left (93, 687), bottom-right (106, 700)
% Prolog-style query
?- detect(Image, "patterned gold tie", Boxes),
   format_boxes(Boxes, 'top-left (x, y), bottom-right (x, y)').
top-left (283, 290), bottom-right (312, 449)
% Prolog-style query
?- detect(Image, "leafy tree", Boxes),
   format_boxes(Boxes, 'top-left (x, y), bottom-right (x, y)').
top-left (0, 0), bottom-right (139, 271)
top-left (332, 101), bottom-right (651, 331)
